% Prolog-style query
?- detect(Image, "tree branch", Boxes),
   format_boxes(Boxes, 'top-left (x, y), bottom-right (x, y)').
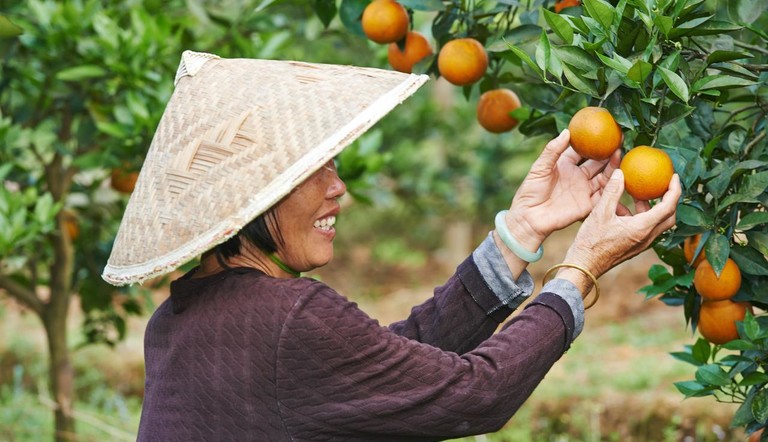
top-left (0, 274), bottom-right (44, 316)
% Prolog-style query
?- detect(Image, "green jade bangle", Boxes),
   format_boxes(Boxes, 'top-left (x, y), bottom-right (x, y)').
top-left (494, 210), bottom-right (544, 263)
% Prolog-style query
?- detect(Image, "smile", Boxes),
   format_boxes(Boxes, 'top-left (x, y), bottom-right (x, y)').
top-left (313, 216), bottom-right (336, 231)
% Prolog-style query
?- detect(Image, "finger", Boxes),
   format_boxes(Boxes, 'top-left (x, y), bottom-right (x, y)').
top-left (530, 129), bottom-right (571, 174)
top-left (560, 146), bottom-right (584, 165)
top-left (615, 202), bottom-right (632, 216)
top-left (580, 157), bottom-right (611, 179)
top-left (596, 168), bottom-right (625, 218)
top-left (634, 199), bottom-right (651, 214)
top-left (635, 174), bottom-right (681, 224)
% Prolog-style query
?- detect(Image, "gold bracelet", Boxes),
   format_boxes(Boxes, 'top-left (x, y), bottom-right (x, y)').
top-left (542, 263), bottom-right (600, 309)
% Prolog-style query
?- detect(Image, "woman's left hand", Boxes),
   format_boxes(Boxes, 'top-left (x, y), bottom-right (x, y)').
top-left (504, 129), bottom-right (621, 249)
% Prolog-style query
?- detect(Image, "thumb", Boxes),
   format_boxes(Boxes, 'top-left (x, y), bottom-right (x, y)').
top-left (597, 168), bottom-right (625, 217)
top-left (530, 129), bottom-right (570, 175)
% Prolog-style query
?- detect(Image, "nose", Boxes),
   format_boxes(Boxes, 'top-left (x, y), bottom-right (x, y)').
top-left (328, 173), bottom-right (346, 200)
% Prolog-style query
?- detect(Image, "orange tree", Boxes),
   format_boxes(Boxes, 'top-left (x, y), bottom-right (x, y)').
top-left (324, 0), bottom-right (768, 436)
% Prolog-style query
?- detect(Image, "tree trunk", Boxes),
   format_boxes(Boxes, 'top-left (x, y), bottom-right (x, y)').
top-left (43, 311), bottom-right (75, 442)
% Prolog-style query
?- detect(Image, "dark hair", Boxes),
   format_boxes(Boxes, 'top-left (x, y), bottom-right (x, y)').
top-left (215, 210), bottom-right (283, 259)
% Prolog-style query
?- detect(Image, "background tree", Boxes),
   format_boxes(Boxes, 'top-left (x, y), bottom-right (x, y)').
top-left (326, 0), bottom-right (768, 436)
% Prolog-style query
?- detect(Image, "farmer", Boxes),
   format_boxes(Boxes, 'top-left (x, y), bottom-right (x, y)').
top-left (103, 51), bottom-right (680, 441)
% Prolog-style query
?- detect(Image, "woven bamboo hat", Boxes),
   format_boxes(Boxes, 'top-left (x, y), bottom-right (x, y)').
top-left (102, 51), bottom-right (428, 286)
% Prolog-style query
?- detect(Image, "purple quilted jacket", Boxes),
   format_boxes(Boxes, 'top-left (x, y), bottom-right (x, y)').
top-left (137, 256), bottom-right (575, 441)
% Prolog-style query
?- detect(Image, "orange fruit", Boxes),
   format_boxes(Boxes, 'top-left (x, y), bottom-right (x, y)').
top-left (111, 168), bottom-right (139, 194)
top-left (554, 0), bottom-right (581, 12)
top-left (619, 145), bottom-right (675, 200)
top-left (749, 428), bottom-right (764, 442)
top-left (387, 31), bottom-right (433, 74)
top-left (361, 0), bottom-right (409, 44)
top-left (683, 234), bottom-right (706, 267)
top-left (476, 88), bottom-right (522, 133)
top-left (61, 210), bottom-right (79, 240)
top-left (437, 38), bottom-right (488, 86)
top-left (698, 299), bottom-right (749, 345)
top-left (694, 257), bottom-right (742, 301)
top-left (567, 106), bottom-right (623, 160)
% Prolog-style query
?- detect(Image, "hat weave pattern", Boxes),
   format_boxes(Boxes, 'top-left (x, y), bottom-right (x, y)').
top-left (102, 52), bottom-right (428, 285)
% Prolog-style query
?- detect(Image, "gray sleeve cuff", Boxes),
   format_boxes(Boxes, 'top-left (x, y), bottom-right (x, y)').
top-left (471, 232), bottom-right (535, 310)
top-left (541, 278), bottom-right (585, 339)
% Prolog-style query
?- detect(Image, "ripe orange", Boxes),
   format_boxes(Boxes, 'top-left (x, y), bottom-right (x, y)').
top-left (698, 299), bottom-right (749, 345)
top-left (476, 88), bottom-right (522, 133)
top-left (361, 0), bottom-right (409, 44)
top-left (567, 106), bottom-right (623, 160)
top-left (619, 145), bottom-right (675, 200)
top-left (111, 168), bottom-right (139, 194)
top-left (554, 0), bottom-right (581, 12)
top-left (749, 428), bottom-right (764, 442)
top-left (437, 38), bottom-right (488, 86)
top-left (61, 210), bottom-right (80, 240)
top-left (387, 31), bottom-right (433, 74)
top-left (683, 234), bottom-right (706, 267)
top-left (694, 257), bottom-right (742, 301)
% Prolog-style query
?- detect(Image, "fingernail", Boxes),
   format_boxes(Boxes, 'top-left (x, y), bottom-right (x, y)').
top-left (612, 169), bottom-right (624, 180)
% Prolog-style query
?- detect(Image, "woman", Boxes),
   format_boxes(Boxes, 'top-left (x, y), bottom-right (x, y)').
top-left (103, 52), bottom-right (680, 441)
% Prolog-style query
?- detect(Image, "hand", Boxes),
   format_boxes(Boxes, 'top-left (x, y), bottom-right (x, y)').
top-left (559, 168), bottom-right (680, 291)
top-left (504, 129), bottom-right (621, 252)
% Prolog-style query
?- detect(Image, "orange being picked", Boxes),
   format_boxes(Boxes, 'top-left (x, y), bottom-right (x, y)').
top-left (476, 88), bottom-right (522, 133)
top-left (567, 106), bottom-right (623, 160)
top-left (387, 31), bottom-right (433, 74)
top-left (619, 145), bottom-right (675, 200)
top-left (698, 299), bottom-right (750, 345)
top-left (683, 234), bottom-right (706, 267)
top-left (361, 0), bottom-right (409, 44)
top-left (694, 257), bottom-right (742, 301)
top-left (111, 167), bottom-right (140, 194)
top-left (554, 0), bottom-right (581, 12)
top-left (437, 38), bottom-right (488, 86)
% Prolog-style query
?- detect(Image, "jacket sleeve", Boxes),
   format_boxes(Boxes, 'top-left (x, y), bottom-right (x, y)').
top-left (275, 279), bottom-right (575, 441)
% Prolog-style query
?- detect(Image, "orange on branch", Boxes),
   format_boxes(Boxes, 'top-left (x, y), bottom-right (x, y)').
top-left (476, 88), bottom-right (522, 133)
top-left (387, 31), bottom-right (433, 74)
top-left (437, 38), bottom-right (488, 86)
top-left (61, 210), bottom-right (80, 241)
top-left (694, 258), bottom-right (742, 301)
top-left (361, 0), bottom-right (409, 44)
top-left (683, 234), bottom-right (706, 267)
top-left (555, 0), bottom-right (581, 12)
top-left (567, 106), bottom-right (623, 160)
top-left (619, 146), bottom-right (675, 200)
top-left (111, 168), bottom-right (139, 194)
top-left (698, 299), bottom-right (750, 345)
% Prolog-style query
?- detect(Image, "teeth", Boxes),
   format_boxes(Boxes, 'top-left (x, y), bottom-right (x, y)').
top-left (313, 216), bottom-right (336, 230)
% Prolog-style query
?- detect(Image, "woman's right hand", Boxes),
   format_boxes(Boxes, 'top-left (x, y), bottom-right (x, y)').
top-left (557, 168), bottom-right (680, 291)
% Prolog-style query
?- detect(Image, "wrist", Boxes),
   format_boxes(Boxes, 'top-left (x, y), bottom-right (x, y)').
top-left (503, 210), bottom-right (547, 253)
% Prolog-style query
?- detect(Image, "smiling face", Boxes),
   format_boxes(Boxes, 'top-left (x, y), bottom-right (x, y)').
top-left (270, 160), bottom-right (346, 273)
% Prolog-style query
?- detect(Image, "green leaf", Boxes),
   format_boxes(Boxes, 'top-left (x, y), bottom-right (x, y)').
top-left (707, 50), bottom-right (755, 64)
top-left (743, 311), bottom-right (760, 341)
top-left (732, 391), bottom-right (757, 427)
top-left (0, 14), bottom-right (23, 38)
top-left (582, 0), bottom-right (616, 31)
top-left (747, 232), bottom-right (768, 257)
top-left (738, 212), bottom-right (768, 231)
top-left (658, 66), bottom-right (689, 102)
top-left (542, 9), bottom-right (574, 44)
top-left (670, 351), bottom-right (701, 366)
top-left (693, 75), bottom-right (757, 92)
top-left (654, 15), bottom-right (674, 36)
top-left (502, 42), bottom-right (544, 78)
top-left (553, 45), bottom-right (600, 72)
top-left (695, 364), bottom-right (731, 387)
top-left (677, 204), bottom-right (708, 227)
top-left (56, 65), bottom-right (107, 81)
top-left (399, 0), bottom-right (443, 10)
top-left (705, 233), bottom-right (730, 275)
top-left (692, 338), bottom-right (711, 364)
top-left (627, 60), bottom-right (653, 84)
top-left (731, 245), bottom-right (768, 276)
top-left (739, 372), bottom-right (768, 386)
top-left (753, 388), bottom-right (768, 424)
top-left (596, 52), bottom-right (631, 74)
top-left (314, 0), bottom-right (338, 27)
top-left (339, 0), bottom-right (368, 36)
top-left (674, 380), bottom-right (712, 397)
top-left (561, 63), bottom-right (598, 97)
top-left (723, 339), bottom-right (757, 351)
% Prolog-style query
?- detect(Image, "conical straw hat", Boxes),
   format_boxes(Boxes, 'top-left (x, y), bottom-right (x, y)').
top-left (102, 51), bottom-right (428, 286)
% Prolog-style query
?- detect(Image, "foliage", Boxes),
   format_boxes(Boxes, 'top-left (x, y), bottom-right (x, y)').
top-left (322, 0), bottom-right (768, 435)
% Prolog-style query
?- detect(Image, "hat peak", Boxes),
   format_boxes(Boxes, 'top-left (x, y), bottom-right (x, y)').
top-left (174, 50), bottom-right (221, 86)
